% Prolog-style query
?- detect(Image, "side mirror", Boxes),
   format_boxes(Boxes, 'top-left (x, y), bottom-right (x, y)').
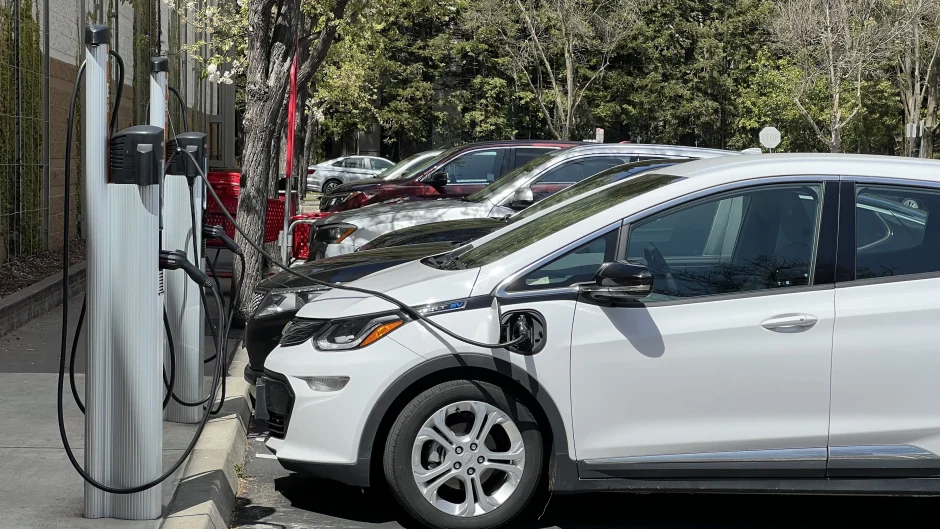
top-left (428, 171), bottom-right (448, 187)
top-left (509, 187), bottom-right (534, 210)
top-left (583, 261), bottom-right (653, 300)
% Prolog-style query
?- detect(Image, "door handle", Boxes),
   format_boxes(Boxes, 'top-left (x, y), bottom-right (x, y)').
top-left (761, 313), bottom-right (818, 332)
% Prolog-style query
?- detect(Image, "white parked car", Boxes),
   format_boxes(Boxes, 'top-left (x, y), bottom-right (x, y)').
top-left (261, 154), bottom-right (940, 529)
top-left (307, 155), bottom-right (395, 193)
top-left (306, 144), bottom-right (738, 260)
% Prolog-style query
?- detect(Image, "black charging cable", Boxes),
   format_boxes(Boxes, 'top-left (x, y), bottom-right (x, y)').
top-left (181, 149), bottom-right (526, 350)
top-left (169, 86), bottom-right (190, 132)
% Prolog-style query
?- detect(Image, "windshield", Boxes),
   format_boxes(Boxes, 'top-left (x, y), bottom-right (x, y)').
top-left (431, 173), bottom-right (684, 270)
top-left (511, 159), bottom-right (684, 221)
top-left (380, 150), bottom-right (445, 181)
top-left (463, 150), bottom-right (569, 203)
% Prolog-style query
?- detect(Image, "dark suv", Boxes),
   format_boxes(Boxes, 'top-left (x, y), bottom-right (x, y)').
top-left (318, 140), bottom-right (583, 212)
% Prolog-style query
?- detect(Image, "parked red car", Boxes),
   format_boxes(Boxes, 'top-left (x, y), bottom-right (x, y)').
top-left (317, 140), bottom-right (584, 212)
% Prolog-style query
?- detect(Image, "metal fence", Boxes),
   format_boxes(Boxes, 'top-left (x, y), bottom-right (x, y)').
top-left (0, 0), bottom-right (47, 264)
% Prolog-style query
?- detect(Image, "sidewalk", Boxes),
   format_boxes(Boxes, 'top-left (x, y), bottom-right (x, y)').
top-left (0, 293), bottom-right (249, 529)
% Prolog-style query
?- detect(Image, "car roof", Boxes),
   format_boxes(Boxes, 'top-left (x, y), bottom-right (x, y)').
top-left (444, 139), bottom-right (587, 151)
top-left (561, 143), bottom-right (737, 157)
top-left (659, 153), bottom-right (940, 182)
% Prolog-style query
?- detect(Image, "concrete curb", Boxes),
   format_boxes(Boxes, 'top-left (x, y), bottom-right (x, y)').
top-left (161, 346), bottom-right (252, 529)
top-left (0, 262), bottom-right (86, 338)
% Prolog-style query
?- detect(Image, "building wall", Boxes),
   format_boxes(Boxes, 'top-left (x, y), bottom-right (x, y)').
top-left (1, 0), bottom-right (229, 264)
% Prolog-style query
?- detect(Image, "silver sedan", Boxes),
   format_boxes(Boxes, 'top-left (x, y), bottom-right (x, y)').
top-left (307, 155), bottom-right (394, 193)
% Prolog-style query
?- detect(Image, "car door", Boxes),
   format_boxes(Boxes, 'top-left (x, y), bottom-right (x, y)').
top-left (570, 178), bottom-right (837, 478)
top-left (828, 180), bottom-right (940, 477)
top-left (341, 156), bottom-right (371, 182)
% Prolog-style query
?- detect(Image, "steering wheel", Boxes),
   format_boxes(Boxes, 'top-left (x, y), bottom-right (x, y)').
top-left (643, 242), bottom-right (678, 294)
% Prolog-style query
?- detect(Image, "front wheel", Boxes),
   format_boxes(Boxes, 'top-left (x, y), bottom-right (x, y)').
top-left (384, 380), bottom-right (543, 529)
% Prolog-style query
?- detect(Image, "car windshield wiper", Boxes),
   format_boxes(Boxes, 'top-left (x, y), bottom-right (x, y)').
top-left (441, 254), bottom-right (468, 270)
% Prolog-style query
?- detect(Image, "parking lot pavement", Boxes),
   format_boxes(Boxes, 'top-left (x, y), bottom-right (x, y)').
top-left (235, 417), bottom-right (940, 529)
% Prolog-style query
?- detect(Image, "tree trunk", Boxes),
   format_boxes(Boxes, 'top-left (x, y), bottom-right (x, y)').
top-left (233, 0), bottom-right (296, 324)
top-left (922, 66), bottom-right (938, 158)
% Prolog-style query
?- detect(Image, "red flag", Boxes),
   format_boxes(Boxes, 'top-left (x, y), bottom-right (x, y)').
top-left (284, 44), bottom-right (299, 179)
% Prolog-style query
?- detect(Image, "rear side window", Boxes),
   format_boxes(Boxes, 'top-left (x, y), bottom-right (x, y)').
top-left (855, 185), bottom-right (935, 280)
top-left (342, 157), bottom-right (366, 169)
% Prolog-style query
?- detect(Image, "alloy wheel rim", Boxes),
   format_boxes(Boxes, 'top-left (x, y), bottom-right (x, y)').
top-left (411, 400), bottom-right (525, 517)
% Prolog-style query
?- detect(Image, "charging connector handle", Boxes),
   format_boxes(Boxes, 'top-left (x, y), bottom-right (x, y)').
top-left (203, 225), bottom-right (242, 255)
top-left (160, 250), bottom-right (212, 287)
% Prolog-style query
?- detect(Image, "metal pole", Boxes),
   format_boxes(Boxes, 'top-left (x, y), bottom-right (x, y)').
top-left (84, 25), bottom-right (163, 520)
top-left (282, 175), bottom-right (292, 266)
top-left (163, 128), bottom-right (207, 424)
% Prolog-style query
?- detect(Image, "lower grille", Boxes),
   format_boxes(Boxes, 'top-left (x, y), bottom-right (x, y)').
top-left (264, 376), bottom-right (294, 439)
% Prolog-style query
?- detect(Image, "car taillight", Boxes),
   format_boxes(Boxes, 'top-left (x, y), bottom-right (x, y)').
top-left (308, 168), bottom-right (315, 175)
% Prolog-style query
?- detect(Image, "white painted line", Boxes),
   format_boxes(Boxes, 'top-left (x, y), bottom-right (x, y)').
top-left (256, 453), bottom-right (278, 460)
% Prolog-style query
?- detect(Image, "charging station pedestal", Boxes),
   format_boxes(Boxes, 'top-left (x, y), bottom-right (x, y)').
top-left (83, 25), bottom-right (163, 519)
top-left (163, 129), bottom-right (208, 423)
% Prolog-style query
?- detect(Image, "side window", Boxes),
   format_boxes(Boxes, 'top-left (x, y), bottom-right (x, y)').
top-left (513, 148), bottom-right (551, 169)
top-left (626, 184), bottom-right (823, 300)
top-left (331, 159), bottom-right (345, 167)
top-left (537, 162), bottom-right (583, 184)
top-left (370, 158), bottom-right (393, 170)
top-left (508, 230), bottom-right (619, 291)
top-left (441, 150), bottom-right (505, 184)
top-left (342, 157), bottom-right (366, 169)
top-left (855, 185), bottom-right (936, 280)
top-left (577, 157), bottom-right (632, 179)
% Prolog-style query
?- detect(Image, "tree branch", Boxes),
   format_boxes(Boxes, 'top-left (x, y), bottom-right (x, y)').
top-left (512, 0), bottom-right (565, 118)
top-left (298, 0), bottom-right (351, 88)
top-left (793, 96), bottom-right (829, 147)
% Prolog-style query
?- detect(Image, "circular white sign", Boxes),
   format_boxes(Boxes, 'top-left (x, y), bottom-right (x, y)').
top-left (759, 127), bottom-right (781, 149)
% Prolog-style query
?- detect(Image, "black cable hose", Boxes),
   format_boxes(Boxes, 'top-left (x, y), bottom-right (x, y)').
top-left (59, 55), bottom-right (225, 494)
top-left (182, 150), bottom-right (526, 350)
top-left (69, 298), bottom-right (85, 414)
top-left (168, 86), bottom-right (190, 132)
top-left (70, 301), bottom-right (176, 412)
top-left (163, 309), bottom-right (175, 409)
top-left (108, 50), bottom-right (123, 136)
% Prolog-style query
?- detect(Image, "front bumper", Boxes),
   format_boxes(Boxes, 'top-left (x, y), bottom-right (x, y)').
top-left (261, 335), bottom-right (424, 486)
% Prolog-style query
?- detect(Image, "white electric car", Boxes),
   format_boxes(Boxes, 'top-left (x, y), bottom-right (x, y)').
top-left (262, 154), bottom-right (940, 529)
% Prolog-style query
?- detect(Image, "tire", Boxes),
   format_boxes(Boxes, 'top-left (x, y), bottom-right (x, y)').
top-left (384, 380), bottom-right (543, 529)
top-left (322, 179), bottom-right (341, 194)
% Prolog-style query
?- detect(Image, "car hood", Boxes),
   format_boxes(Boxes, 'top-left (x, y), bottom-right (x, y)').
top-left (296, 259), bottom-right (480, 319)
top-left (318, 198), bottom-right (491, 227)
top-left (330, 177), bottom-right (398, 194)
top-left (257, 242), bottom-right (455, 290)
top-left (373, 218), bottom-right (504, 241)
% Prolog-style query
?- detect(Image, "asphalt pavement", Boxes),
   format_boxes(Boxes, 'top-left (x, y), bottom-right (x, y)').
top-left (234, 416), bottom-right (940, 529)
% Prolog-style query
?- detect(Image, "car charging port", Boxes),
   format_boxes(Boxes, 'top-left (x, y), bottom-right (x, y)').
top-left (499, 310), bottom-right (547, 355)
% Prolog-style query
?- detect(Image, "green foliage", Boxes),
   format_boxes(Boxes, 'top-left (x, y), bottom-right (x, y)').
top-left (0, 0), bottom-right (44, 257)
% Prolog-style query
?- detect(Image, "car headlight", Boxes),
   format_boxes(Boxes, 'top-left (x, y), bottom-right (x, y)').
top-left (254, 286), bottom-right (327, 319)
top-left (310, 312), bottom-right (406, 351)
top-left (313, 223), bottom-right (357, 244)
